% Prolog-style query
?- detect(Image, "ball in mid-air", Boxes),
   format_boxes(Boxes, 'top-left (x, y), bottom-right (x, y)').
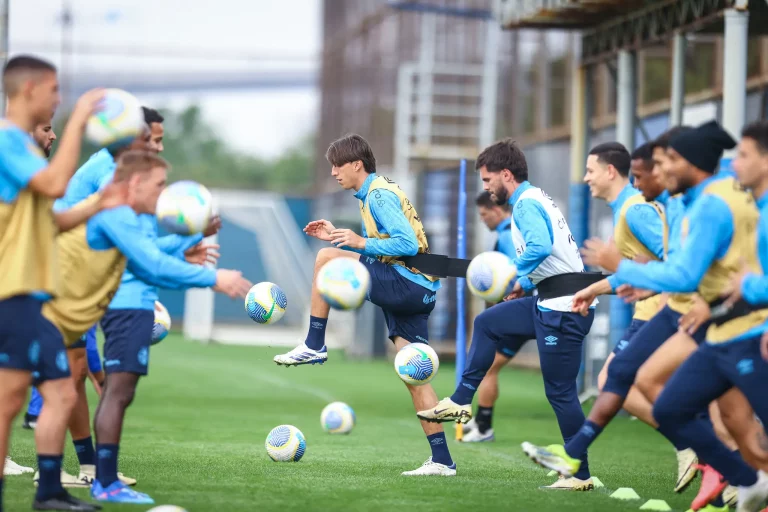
top-left (85, 88), bottom-right (144, 149)
top-left (152, 301), bottom-right (171, 345)
top-left (394, 343), bottom-right (439, 386)
top-left (316, 258), bottom-right (371, 310)
top-left (265, 425), bottom-right (306, 462)
top-left (156, 181), bottom-right (213, 236)
top-left (245, 282), bottom-right (287, 325)
top-left (466, 251), bottom-right (518, 303)
top-left (320, 402), bottom-right (356, 435)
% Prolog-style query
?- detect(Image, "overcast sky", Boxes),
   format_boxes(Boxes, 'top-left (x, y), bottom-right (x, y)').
top-left (9, 0), bottom-right (322, 158)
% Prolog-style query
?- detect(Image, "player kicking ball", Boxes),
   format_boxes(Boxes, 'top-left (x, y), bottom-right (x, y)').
top-left (273, 134), bottom-right (456, 476)
top-left (416, 138), bottom-right (599, 490)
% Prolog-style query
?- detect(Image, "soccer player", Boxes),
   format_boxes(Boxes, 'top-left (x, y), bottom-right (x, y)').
top-left (417, 138), bottom-right (598, 490)
top-left (273, 134), bottom-right (454, 476)
top-left (32, 120), bottom-right (57, 157)
top-left (35, 150), bottom-right (251, 505)
top-left (0, 55), bottom-right (105, 511)
top-left (143, 107), bottom-right (163, 153)
top-left (460, 191), bottom-right (516, 443)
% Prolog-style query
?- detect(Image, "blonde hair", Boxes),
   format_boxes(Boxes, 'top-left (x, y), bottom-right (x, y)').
top-left (113, 150), bottom-right (169, 182)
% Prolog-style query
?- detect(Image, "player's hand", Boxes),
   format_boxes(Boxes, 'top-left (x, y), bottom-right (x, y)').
top-left (678, 294), bottom-right (711, 335)
top-left (203, 215), bottom-right (222, 237)
top-left (330, 229), bottom-right (366, 250)
top-left (213, 269), bottom-right (252, 299)
top-left (581, 237), bottom-right (622, 273)
top-left (633, 254), bottom-right (652, 264)
top-left (304, 219), bottom-right (335, 241)
top-left (721, 261), bottom-right (750, 309)
top-left (616, 284), bottom-right (655, 304)
top-left (97, 182), bottom-right (128, 210)
top-left (70, 88), bottom-right (107, 127)
top-left (760, 331), bottom-right (768, 362)
top-left (185, 242), bottom-right (220, 266)
top-left (87, 370), bottom-right (104, 397)
top-left (502, 282), bottom-right (524, 302)
top-left (572, 288), bottom-right (596, 317)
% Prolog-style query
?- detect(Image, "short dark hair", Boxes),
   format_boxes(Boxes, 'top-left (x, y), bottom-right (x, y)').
top-left (631, 142), bottom-right (654, 162)
top-left (588, 142), bottom-right (631, 177)
top-left (651, 126), bottom-right (693, 151)
top-left (325, 134), bottom-right (376, 174)
top-left (142, 106), bottom-right (164, 125)
top-left (3, 55), bottom-right (57, 96)
top-left (475, 138), bottom-right (528, 182)
top-left (742, 121), bottom-right (768, 154)
top-left (475, 191), bottom-right (510, 211)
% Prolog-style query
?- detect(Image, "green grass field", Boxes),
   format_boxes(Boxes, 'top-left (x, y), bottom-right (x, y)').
top-left (6, 335), bottom-right (704, 511)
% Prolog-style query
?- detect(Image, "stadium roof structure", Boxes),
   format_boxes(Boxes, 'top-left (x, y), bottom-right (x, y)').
top-left (497, 0), bottom-right (768, 64)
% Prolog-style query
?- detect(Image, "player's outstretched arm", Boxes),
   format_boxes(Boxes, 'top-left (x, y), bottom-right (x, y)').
top-left (614, 196), bottom-right (733, 294)
top-left (155, 215), bottom-right (220, 256)
top-left (53, 183), bottom-right (128, 232)
top-left (26, 89), bottom-right (105, 198)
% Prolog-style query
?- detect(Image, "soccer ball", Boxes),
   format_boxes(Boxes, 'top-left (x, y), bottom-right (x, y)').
top-left (466, 251), bottom-right (518, 303)
top-left (394, 344), bottom-right (439, 386)
top-left (245, 282), bottom-right (287, 325)
top-left (152, 301), bottom-right (171, 345)
top-left (85, 88), bottom-right (144, 149)
top-left (316, 259), bottom-right (371, 310)
top-left (146, 507), bottom-right (188, 512)
top-left (265, 425), bottom-right (306, 462)
top-left (156, 181), bottom-right (213, 236)
top-left (320, 402), bottom-right (356, 434)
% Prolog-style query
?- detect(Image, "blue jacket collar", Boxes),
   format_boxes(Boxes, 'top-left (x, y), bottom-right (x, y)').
top-left (608, 182), bottom-right (637, 215)
top-left (509, 181), bottom-right (533, 207)
top-left (657, 190), bottom-right (670, 206)
top-left (757, 190), bottom-right (768, 211)
top-left (354, 173), bottom-right (378, 201)
top-left (495, 216), bottom-right (512, 233)
top-left (682, 174), bottom-right (719, 207)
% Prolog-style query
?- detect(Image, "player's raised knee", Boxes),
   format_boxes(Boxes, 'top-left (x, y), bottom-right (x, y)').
top-left (315, 246), bottom-right (349, 266)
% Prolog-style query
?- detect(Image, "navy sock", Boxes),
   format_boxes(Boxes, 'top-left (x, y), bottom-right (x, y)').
top-left (0, 477), bottom-right (4, 506)
top-left (96, 444), bottom-right (119, 487)
top-left (476, 406), bottom-right (493, 433)
top-left (427, 432), bottom-right (453, 467)
top-left (304, 316), bottom-right (328, 351)
top-left (564, 420), bottom-right (603, 460)
top-left (35, 454), bottom-right (64, 501)
top-left (73, 436), bottom-right (96, 467)
top-left (656, 427), bottom-right (689, 451)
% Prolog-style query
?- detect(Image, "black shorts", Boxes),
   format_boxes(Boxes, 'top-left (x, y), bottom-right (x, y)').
top-left (101, 309), bottom-right (154, 376)
top-left (360, 257), bottom-right (436, 345)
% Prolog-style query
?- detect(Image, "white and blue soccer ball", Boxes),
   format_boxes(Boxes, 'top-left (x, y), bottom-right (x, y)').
top-left (466, 251), bottom-right (518, 303)
top-left (394, 344), bottom-right (439, 386)
top-left (316, 259), bottom-right (371, 310)
top-left (265, 425), bottom-right (306, 462)
top-left (245, 282), bottom-right (287, 325)
top-left (146, 507), bottom-right (188, 512)
top-left (151, 301), bottom-right (171, 345)
top-left (320, 402), bottom-right (356, 435)
top-left (85, 88), bottom-right (144, 149)
top-left (156, 181), bottom-right (213, 236)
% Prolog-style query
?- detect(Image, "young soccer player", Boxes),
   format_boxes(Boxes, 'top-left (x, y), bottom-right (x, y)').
top-left (0, 54), bottom-right (106, 511)
top-left (143, 107), bottom-right (164, 153)
top-left (461, 192), bottom-right (516, 443)
top-left (273, 134), bottom-right (454, 476)
top-left (417, 138), bottom-right (598, 490)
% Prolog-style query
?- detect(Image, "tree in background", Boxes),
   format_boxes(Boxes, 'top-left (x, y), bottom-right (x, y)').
top-left (56, 104), bottom-right (314, 194)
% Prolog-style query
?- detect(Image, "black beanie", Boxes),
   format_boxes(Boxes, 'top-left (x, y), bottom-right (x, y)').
top-left (669, 120), bottom-right (737, 173)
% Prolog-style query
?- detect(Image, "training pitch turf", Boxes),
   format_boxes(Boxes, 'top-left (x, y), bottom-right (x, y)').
top-left (7, 335), bottom-right (705, 511)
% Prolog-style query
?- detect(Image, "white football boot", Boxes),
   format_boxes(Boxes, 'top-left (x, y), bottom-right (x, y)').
top-left (461, 417), bottom-right (477, 434)
top-left (274, 344), bottom-right (327, 366)
top-left (675, 448), bottom-right (699, 492)
top-left (79, 464), bottom-right (137, 486)
top-left (401, 457), bottom-right (456, 476)
top-left (737, 470), bottom-right (768, 512)
top-left (33, 469), bottom-right (88, 488)
top-left (461, 427), bottom-right (495, 443)
top-left (4, 457), bottom-right (24, 476)
top-left (416, 397), bottom-right (472, 424)
top-left (540, 475), bottom-right (594, 491)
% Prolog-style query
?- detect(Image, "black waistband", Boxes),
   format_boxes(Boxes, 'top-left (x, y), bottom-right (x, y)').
top-left (400, 253), bottom-right (471, 278)
top-left (708, 297), bottom-right (764, 326)
top-left (536, 272), bottom-right (607, 300)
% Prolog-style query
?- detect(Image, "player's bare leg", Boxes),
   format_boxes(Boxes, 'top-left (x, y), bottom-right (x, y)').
top-left (394, 337), bottom-right (456, 476)
top-left (274, 248), bottom-right (361, 366)
top-left (598, 353), bottom-right (656, 426)
top-left (718, 388), bottom-right (768, 473)
top-left (0, 370), bottom-right (32, 477)
top-left (462, 353), bottom-right (509, 442)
